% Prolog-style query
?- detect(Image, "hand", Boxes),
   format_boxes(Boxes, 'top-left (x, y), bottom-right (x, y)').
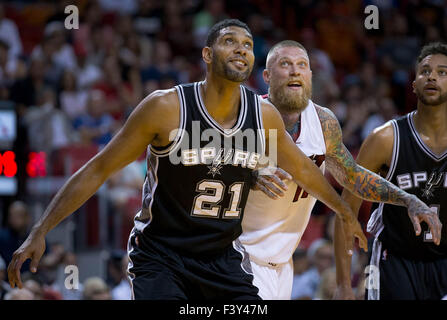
top-left (407, 195), bottom-right (442, 245)
top-left (7, 232), bottom-right (46, 289)
top-left (252, 167), bottom-right (292, 199)
top-left (340, 210), bottom-right (368, 255)
top-left (333, 285), bottom-right (356, 300)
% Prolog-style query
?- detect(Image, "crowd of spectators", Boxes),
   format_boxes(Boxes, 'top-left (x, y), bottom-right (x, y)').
top-left (0, 0), bottom-right (445, 300)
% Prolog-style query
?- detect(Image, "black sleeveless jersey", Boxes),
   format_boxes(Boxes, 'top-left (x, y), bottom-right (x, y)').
top-left (372, 111), bottom-right (447, 261)
top-left (133, 82), bottom-right (265, 257)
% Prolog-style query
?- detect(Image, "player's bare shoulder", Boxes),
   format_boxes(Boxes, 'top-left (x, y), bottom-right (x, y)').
top-left (259, 98), bottom-right (284, 130)
top-left (314, 104), bottom-right (343, 145)
top-left (138, 88), bottom-right (180, 121)
top-left (362, 120), bottom-right (395, 155)
top-left (135, 88), bottom-right (181, 146)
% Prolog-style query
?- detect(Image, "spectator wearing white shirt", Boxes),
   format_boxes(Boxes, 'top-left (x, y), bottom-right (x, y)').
top-left (0, 4), bottom-right (22, 59)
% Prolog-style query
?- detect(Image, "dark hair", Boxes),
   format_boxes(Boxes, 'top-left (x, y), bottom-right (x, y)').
top-left (417, 42), bottom-right (447, 64)
top-left (205, 19), bottom-right (252, 47)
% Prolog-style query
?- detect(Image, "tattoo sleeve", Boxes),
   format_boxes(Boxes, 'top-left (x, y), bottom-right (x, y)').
top-left (317, 107), bottom-right (412, 207)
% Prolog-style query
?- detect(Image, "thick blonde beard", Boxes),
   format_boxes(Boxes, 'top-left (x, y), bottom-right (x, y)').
top-left (269, 83), bottom-right (312, 113)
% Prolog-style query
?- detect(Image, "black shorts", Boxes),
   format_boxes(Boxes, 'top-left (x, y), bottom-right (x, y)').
top-left (368, 245), bottom-right (447, 300)
top-left (127, 231), bottom-right (261, 300)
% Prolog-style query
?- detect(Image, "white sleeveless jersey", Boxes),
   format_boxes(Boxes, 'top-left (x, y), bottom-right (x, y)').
top-left (240, 99), bottom-right (326, 264)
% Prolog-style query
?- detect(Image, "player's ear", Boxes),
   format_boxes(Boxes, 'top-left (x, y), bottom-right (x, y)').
top-left (262, 69), bottom-right (270, 85)
top-left (202, 46), bottom-right (213, 64)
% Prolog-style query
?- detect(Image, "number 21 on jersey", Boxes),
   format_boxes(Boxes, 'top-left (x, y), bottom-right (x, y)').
top-left (191, 179), bottom-right (244, 219)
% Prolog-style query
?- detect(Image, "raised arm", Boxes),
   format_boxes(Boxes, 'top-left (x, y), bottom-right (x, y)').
top-left (8, 89), bottom-right (180, 288)
top-left (260, 100), bottom-right (367, 253)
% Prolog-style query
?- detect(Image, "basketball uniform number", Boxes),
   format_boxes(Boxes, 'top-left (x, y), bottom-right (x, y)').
top-left (424, 204), bottom-right (440, 242)
top-left (293, 154), bottom-right (325, 202)
top-left (192, 180), bottom-right (244, 219)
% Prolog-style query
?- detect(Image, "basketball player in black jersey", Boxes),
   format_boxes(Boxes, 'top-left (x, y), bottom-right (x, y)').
top-left (8, 19), bottom-right (366, 300)
top-left (335, 42), bottom-right (447, 300)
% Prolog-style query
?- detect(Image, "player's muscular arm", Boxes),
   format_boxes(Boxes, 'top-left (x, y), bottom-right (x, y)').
top-left (261, 101), bottom-right (367, 252)
top-left (329, 118), bottom-right (395, 298)
top-left (318, 106), bottom-right (441, 240)
top-left (32, 90), bottom-right (179, 235)
top-left (7, 90), bottom-right (180, 288)
top-left (317, 106), bottom-right (414, 206)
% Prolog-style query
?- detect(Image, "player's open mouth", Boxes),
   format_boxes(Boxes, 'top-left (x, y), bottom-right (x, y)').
top-left (423, 84), bottom-right (439, 92)
top-left (229, 59), bottom-right (247, 67)
top-left (287, 81), bottom-right (302, 89)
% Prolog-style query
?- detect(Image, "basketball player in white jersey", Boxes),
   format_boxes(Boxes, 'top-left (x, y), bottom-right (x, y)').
top-left (239, 40), bottom-right (441, 300)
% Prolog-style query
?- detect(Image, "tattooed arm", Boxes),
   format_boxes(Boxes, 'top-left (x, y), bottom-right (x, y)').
top-left (317, 106), bottom-right (441, 232)
top-left (314, 106), bottom-right (443, 299)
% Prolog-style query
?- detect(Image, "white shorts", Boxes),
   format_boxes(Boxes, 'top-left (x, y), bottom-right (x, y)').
top-left (250, 257), bottom-right (294, 300)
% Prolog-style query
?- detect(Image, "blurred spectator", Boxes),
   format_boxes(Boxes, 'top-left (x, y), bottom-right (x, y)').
top-left (30, 36), bottom-right (64, 87)
top-left (98, 0), bottom-right (138, 15)
top-left (291, 238), bottom-right (334, 300)
top-left (300, 28), bottom-right (335, 78)
top-left (4, 287), bottom-right (34, 300)
top-left (0, 4), bottom-right (23, 59)
top-left (132, 0), bottom-right (164, 38)
top-left (292, 248), bottom-right (310, 278)
top-left (23, 86), bottom-right (74, 155)
top-left (0, 255), bottom-right (11, 300)
top-left (193, 0), bottom-right (227, 47)
top-left (0, 39), bottom-right (20, 89)
top-left (361, 97), bottom-right (398, 141)
top-left (10, 58), bottom-right (48, 116)
top-left (59, 69), bottom-right (89, 122)
top-left (83, 277), bottom-right (112, 300)
top-left (108, 160), bottom-right (144, 215)
top-left (93, 55), bottom-right (137, 120)
top-left (23, 279), bottom-right (44, 300)
top-left (0, 201), bottom-right (31, 272)
top-left (378, 13), bottom-right (420, 76)
top-left (73, 89), bottom-right (116, 147)
top-left (314, 267), bottom-right (337, 300)
top-left (106, 250), bottom-right (126, 289)
top-left (42, 21), bottom-right (77, 71)
top-left (111, 255), bottom-right (132, 300)
top-left (141, 40), bottom-right (179, 85)
top-left (339, 82), bottom-right (371, 151)
top-left (74, 44), bottom-right (103, 90)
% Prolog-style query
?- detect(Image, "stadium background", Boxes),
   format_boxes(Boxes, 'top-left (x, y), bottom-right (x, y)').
top-left (0, 0), bottom-right (445, 300)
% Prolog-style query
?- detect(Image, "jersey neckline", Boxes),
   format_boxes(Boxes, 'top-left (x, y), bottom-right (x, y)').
top-left (194, 81), bottom-right (247, 137)
top-left (408, 111), bottom-right (447, 161)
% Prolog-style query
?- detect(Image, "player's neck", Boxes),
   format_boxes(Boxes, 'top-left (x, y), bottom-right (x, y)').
top-left (275, 106), bottom-right (301, 131)
top-left (414, 102), bottom-right (447, 139)
top-left (201, 77), bottom-right (241, 127)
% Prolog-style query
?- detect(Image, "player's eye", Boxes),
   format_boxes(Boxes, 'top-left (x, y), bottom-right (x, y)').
top-left (244, 42), bottom-right (252, 49)
top-left (421, 69), bottom-right (431, 75)
top-left (439, 70), bottom-right (447, 76)
top-left (280, 61), bottom-right (289, 67)
top-left (225, 38), bottom-right (234, 44)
